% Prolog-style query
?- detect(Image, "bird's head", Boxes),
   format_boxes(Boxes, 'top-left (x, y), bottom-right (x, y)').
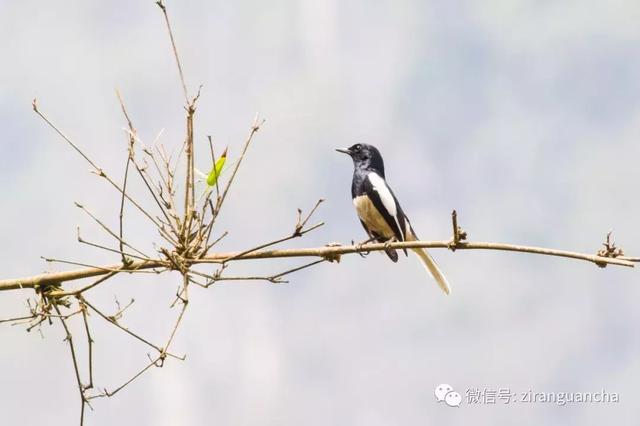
top-left (336, 143), bottom-right (385, 175)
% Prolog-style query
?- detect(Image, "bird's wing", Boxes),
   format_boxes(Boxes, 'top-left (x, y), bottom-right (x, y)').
top-left (365, 172), bottom-right (408, 245)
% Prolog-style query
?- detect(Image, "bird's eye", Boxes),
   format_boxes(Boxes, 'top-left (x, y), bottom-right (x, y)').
top-left (354, 144), bottom-right (362, 151)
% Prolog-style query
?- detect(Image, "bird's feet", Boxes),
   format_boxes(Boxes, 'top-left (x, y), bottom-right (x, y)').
top-left (352, 238), bottom-right (375, 257)
top-left (383, 237), bottom-right (398, 250)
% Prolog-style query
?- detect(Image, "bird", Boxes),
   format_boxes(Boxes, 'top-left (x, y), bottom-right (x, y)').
top-left (336, 143), bottom-right (451, 295)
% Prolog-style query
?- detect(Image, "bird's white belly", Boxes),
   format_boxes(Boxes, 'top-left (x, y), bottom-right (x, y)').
top-left (353, 195), bottom-right (395, 238)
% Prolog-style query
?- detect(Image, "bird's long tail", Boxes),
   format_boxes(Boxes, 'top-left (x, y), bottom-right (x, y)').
top-left (410, 247), bottom-right (451, 295)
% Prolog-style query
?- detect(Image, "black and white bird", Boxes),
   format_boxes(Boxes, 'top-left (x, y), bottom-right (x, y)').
top-left (336, 143), bottom-right (451, 295)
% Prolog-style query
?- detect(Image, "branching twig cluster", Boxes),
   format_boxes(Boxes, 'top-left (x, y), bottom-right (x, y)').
top-left (1, 2), bottom-right (638, 426)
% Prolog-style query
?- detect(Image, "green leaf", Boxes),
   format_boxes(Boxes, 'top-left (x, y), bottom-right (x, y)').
top-left (207, 147), bottom-right (227, 187)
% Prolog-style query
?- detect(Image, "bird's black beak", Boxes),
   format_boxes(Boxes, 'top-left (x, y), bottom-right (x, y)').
top-left (335, 147), bottom-right (351, 155)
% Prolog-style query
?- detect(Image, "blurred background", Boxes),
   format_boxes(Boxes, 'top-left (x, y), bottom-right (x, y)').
top-left (1, 1), bottom-right (639, 425)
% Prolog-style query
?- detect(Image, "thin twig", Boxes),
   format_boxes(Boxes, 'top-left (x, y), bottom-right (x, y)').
top-left (213, 116), bottom-right (264, 221)
top-left (116, 89), bottom-right (135, 265)
top-left (130, 154), bottom-right (180, 235)
top-left (41, 257), bottom-right (163, 275)
top-left (269, 259), bottom-right (326, 282)
top-left (54, 304), bottom-right (86, 426)
top-left (0, 314), bottom-right (37, 325)
top-left (448, 209), bottom-right (468, 251)
top-left (51, 271), bottom-right (120, 298)
top-left (76, 227), bottom-right (155, 262)
top-left (74, 202), bottom-right (150, 259)
top-left (189, 269), bottom-right (282, 285)
top-left (81, 298), bottom-right (184, 361)
top-left (294, 199), bottom-right (324, 235)
top-left (222, 200), bottom-right (324, 263)
top-left (182, 101), bottom-right (196, 246)
top-left (161, 273), bottom-right (189, 365)
top-left (222, 221), bottom-right (324, 264)
top-left (109, 297), bottom-right (135, 322)
top-left (77, 297), bottom-right (94, 390)
top-left (202, 229), bottom-right (228, 256)
top-left (116, 94), bottom-right (181, 236)
top-left (32, 100), bottom-right (179, 246)
top-left (156, 0), bottom-right (189, 104)
top-left (89, 356), bottom-right (161, 400)
top-left (194, 258), bottom-right (327, 286)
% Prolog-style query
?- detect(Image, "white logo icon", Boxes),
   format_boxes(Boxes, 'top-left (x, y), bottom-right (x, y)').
top-left (445, 391), bottom-right (462, 407)
top-left (435, 383), bottom-right (462, 407)
top-left (435, 384), bottom-right (453, 402)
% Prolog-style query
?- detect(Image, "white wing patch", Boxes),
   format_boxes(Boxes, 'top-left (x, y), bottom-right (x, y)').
top-left (367, 172), bottom-right (405, 241)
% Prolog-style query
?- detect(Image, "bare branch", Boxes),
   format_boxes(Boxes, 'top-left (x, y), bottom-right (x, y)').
top-left (90, 356), bottom-right (160, 400)
top-left (161, 273), bottom-right (189, 365)
top-left (32, 100), bottom-right (179, 246)
top-left (76, 227), bottom-right (155, 263)
top-left (0, 314), bottom-right (37, 325)
top-left (448, 209), bottom-right (468, 251)
top-left (156, 0), bottom-right (189, 104)
top-left (213, 116), bottom-right (264, 220)
top-left (117, 92), bottom-right (181, 238)
top-left (53, 271), bottom-right (119, 298)
top-left (221, 200), bottom-right (325, 263)
top-left (78, 297), bottom-right (95, 390)
top-left (11, 4), bottom-right (638, 425)
top-left (54, 304), bottom-right (87, 426)
top-left (115, 89), bottom-right (136, 266)
top-left (3, 235), bottom-right (635, 293)
top-left (81, 298), bottom-right (184, 361)
top-left (74, 202), bottom-right (150, 259)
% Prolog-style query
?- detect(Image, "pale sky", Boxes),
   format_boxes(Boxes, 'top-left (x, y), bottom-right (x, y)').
top-left (1, 1), bottom-right (640, 425)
